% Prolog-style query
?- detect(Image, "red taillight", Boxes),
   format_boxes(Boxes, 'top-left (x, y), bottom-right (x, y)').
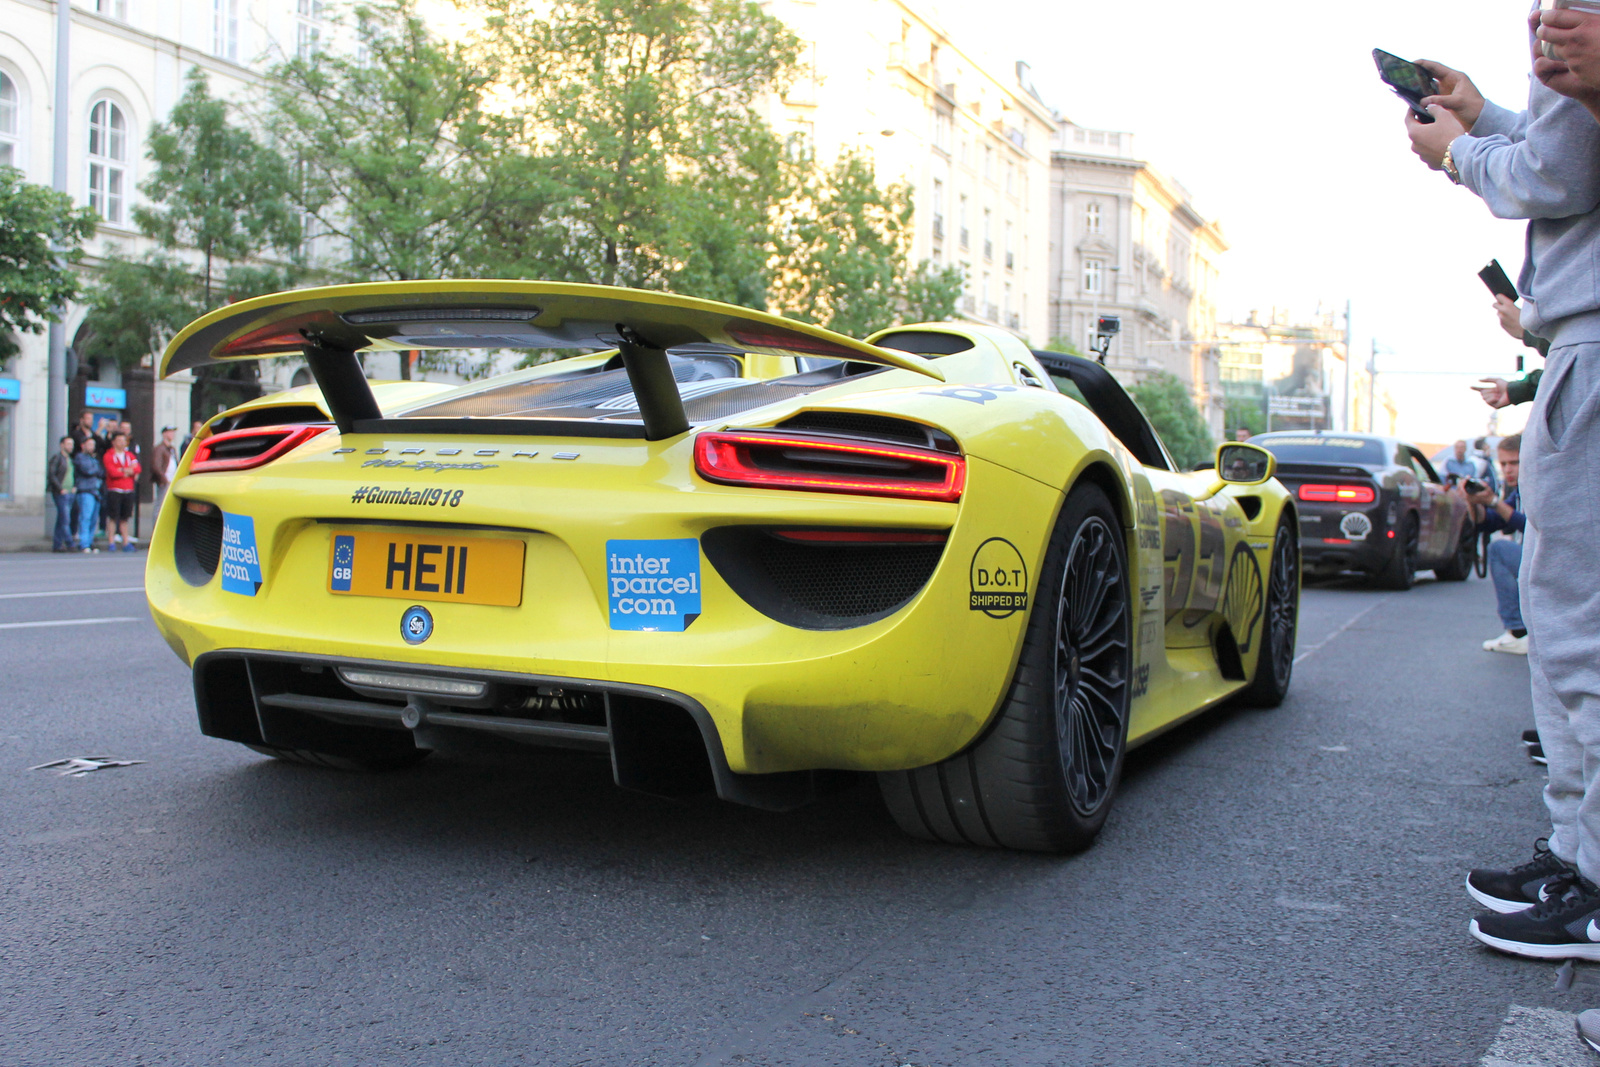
top-left (189, 424), bottom-right (332, 473)
top-left (693, 431), bottom-right (965, 502)
top-left (1298, 482), bottom-right (1376, 504)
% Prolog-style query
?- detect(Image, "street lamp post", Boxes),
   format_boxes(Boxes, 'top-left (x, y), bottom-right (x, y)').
top-left (43, 0), bottom-right (71, 539)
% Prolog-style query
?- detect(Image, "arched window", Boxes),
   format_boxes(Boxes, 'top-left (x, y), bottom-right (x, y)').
top-left (1085, 202), bottom-right (1102, 235)
top-left (87, 99), bottom-right (127, 224)
top-left (0, 73), bottom-right (18, 170)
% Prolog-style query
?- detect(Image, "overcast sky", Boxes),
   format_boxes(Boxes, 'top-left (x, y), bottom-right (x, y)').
top-left (948, 0), bottom-right (1544, 444)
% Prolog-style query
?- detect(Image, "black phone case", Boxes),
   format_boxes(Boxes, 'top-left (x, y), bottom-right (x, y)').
top-left (1480, 260), bottom-right (1518, 301)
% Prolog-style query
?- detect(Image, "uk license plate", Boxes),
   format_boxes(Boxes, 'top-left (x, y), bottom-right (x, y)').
top-left (327, 530), bottom-right (525, 606)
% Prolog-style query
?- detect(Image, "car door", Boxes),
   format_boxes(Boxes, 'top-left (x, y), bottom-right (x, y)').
top-left (1405, 447), bottom-right (1449, 560)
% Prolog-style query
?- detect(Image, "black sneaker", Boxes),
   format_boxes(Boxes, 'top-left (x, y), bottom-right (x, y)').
top-left (1531, 743), bottom-right (1549, 766)
top-left (1524, 729), bottom-right (1541, 747)
top-left (1471, 872), bottom-right (1600, 960)
top-left (1466, 842), bottom-right (1572, 913)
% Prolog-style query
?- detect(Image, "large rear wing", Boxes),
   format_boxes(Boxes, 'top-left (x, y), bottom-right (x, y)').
top-left (160, 280), bottom-right (944, 440)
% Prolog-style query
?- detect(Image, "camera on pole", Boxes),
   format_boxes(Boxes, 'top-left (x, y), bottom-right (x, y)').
top-left (1091, 315), bottom-right (1120, 364)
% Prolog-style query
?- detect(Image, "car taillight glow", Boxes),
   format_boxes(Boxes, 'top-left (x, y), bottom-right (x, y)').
top-left (1297, 482), bottom-right (1376, 504)
top-left (189, 424), bottom-right (332, 473)
top-left (693, 431), bottom-right (964, 502)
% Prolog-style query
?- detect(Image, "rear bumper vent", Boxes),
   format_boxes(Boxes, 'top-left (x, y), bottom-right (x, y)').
top-left (174, 499), bottom-right (224, 585)
top-left (778, 411), bottom-right (957, 452)
top-left (702, 526), bottom-right (946, 630)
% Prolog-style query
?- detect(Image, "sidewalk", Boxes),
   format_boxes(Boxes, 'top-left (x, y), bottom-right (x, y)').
top-left (0, 505), bottom-right (157, 553)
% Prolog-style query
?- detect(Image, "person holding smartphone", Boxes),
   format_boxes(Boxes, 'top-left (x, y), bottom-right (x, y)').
top-left (1402, 9), bottom-right (1600, 966)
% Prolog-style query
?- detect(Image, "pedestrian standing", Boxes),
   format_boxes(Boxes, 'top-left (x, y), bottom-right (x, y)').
top-left (102, 433), bottom-right (141, 552)
top-left (180, 420), bottom-right (202, 458)
top-left (151, 427), bottom-right (178, 516)
top-left (72, 439), bottom-right (104, 554)
top-left (46, 435), bottom-right (76, 553)
top-left (1406, 24), bottom-right (1600, 959)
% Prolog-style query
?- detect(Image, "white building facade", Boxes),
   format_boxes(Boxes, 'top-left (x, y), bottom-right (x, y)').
top-left (0, 0), bottom-right (326, 510)
top-left (1048, 122), bottom-right (1228, 436)
top-left (763, 0), bottom-right (1056, 342)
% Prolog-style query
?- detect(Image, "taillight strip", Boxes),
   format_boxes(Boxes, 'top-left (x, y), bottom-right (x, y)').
top-left (189, 424), bottom-right (333, 473)
top-left (693, 431), bottom-right (964, 502)
top-left (1297, 482), bottom-right (1376, 504)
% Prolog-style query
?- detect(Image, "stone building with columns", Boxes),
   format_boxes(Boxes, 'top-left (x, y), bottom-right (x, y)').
top-left (1048, 122), bottom-right (1228, 436)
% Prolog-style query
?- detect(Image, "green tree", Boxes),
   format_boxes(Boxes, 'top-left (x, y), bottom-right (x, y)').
top-left (136, 69), bottom-right (300, 304)
top-left (76, 252), bottom-right (201, 371)
top-left (0, 170), bottom-right (98, 360)
top-left (475, 0), bottom-right (800, 303)
top-left (1224, 395), bottom-right (1267, 439)
top-left (267, 1), bottom-right (524, 285)
top-left (772, 153), bottom-right (962, 336)
top-left (1129, 371), bottom-right (1215, 470)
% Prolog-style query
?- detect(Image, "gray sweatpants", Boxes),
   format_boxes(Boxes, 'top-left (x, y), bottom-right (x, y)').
top-left (1521, 342), bottom-right (1600, 881)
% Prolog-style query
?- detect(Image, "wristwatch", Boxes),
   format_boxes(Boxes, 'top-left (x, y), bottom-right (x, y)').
top-left (1442, 145), bottom-right (1462, 185)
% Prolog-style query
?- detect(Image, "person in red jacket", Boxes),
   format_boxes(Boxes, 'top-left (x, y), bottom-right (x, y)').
top-left (103, 432), bottom-right (142, 552)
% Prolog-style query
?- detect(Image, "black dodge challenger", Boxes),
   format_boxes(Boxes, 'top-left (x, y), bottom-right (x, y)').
top-left (1252, 432), bottom-right (1475, 589)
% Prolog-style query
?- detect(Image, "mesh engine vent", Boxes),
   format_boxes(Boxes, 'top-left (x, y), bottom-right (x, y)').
top-left (702, 527), bottom-right (945, 630)
top-left (174, 502), bottom-right (224, 586)
top-left (778, 411), bottom-right (952, 450)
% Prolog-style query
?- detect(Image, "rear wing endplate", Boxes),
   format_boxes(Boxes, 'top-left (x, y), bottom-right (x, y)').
top-left (160, 280), bottom-right (944, 440)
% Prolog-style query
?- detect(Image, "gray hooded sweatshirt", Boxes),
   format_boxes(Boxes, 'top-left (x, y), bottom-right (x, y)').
top-left (1451, 78), bottom-right (1600, 348)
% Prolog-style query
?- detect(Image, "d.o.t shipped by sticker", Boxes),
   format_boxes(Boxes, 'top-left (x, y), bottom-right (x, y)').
top-left (970, 537), bottom-right (1028, 618)
top-left (607, 539), bottom-right (701, 631)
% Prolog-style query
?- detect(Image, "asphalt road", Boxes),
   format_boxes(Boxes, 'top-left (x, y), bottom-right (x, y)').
top-left (0, 553), bottom-right (1578, 1065)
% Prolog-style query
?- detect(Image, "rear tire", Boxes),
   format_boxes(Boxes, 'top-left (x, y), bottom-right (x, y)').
top-left (1434, 522), bottom-right (1475, 582)
top-left (244, 743), bottom-right (431, 772)
top-left (878, 483), bottom-right (1133, 853)
top-left (1238, 514), bottom-right (1299, 708)
top-left (1377, 515), bottom-right (1418, 591)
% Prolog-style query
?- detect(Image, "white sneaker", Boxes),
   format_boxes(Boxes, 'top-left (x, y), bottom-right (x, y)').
top-left (1483, 631), bottom-right (1529, 655)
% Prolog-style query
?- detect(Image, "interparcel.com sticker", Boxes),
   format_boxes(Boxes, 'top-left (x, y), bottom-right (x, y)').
top-left (607, 539), bottom-right (701, 631)
top-left (220, 513), bottom-right (264, 596)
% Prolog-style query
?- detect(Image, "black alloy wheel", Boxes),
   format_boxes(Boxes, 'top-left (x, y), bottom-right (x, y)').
top-left (1055, 511), bottom-right (1132, 816)
top-left (1377, 514), bottom-right (1419, 590)
top-left (1240, 516), bottom-right (1299, 707)
top-left (878, 482), bottom-right (1133, 853)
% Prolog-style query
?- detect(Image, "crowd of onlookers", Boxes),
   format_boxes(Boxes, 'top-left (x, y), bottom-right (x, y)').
top-left (45, 409), bottom-right (195, 554)
top-left (1402, 3), bottom-right (1600, 1054)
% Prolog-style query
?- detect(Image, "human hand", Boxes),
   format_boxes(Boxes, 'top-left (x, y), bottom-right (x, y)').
top-left (1406, 106), bottom-right (1469, 170)
top-left (1494, 295), bottom-right (1522, 340)
top-left (1538, 9), bottom-right (1600, 91)
top-left (1466, 486), bottom-right (1497, 507)
top-left (1474, 378), bottom-right (1512, 409)
top-left (1418, 60), bottom-right (1485, 129)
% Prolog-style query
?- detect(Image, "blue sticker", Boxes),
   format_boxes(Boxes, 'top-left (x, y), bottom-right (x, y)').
top-left (220, 513), bottom-right (264, 596)
top-left (401, 605), bottom-right (434, 644)
top-left (331, 534), bottom-right (354, 591)
top-left (607, 539), bottom-right (701, 631)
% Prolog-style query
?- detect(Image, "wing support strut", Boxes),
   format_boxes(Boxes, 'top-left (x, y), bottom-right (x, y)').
top-left (303, 342), bottom-right (383, 433)
top-left (616, 325), bottom-right (690, 441)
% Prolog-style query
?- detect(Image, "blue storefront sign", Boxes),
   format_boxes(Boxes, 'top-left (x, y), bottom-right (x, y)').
top-left (0, 378), bottom-right (19, 402)
top-left (85, 385), bottom-right (126, 410)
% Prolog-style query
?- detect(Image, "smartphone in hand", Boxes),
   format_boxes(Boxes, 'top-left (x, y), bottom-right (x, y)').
top-left (1479, 259), bottom-right (1518, 302)
top-left (1373, 48), bottom-right (1439, 124)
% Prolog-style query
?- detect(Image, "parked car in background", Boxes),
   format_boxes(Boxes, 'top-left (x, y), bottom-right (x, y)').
top-left (1254, 431), bottom-right (1475, 589)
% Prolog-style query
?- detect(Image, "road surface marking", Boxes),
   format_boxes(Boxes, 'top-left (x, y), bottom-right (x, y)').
top-left (0, 616), bottom-right (142, 630)
top-left (0, 586), bottom-right (144, 600)
top-left (1480, 1004), bottom-right (1587, 1067)
top-left (1294, 598), bottom-right (1389, 665)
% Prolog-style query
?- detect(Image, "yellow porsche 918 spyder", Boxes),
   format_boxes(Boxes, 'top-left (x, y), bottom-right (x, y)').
top-left (146, 281), bottom-right (1300, 853)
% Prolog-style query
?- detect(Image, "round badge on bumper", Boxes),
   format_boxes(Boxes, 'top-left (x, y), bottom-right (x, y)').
top-left (401, 605), bottom-right (434, 644)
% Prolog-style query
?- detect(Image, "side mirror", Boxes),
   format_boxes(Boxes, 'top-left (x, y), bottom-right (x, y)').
top-left (1216, 442), bottom-right (1276, 485)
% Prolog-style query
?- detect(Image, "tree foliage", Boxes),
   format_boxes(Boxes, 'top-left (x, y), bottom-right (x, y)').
top-left (0, 170), bottom-right (98, 360)
top-left (476, 0), bottom-right (799, 303)
top-left (266, 0), bottom-right (526, 286)
top-left (772, 154), bottom-right (962, 336)
top-left (135, 69), bottom-right (300, 303)
top-left (1129, 371), bottom-right (1215, 470)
